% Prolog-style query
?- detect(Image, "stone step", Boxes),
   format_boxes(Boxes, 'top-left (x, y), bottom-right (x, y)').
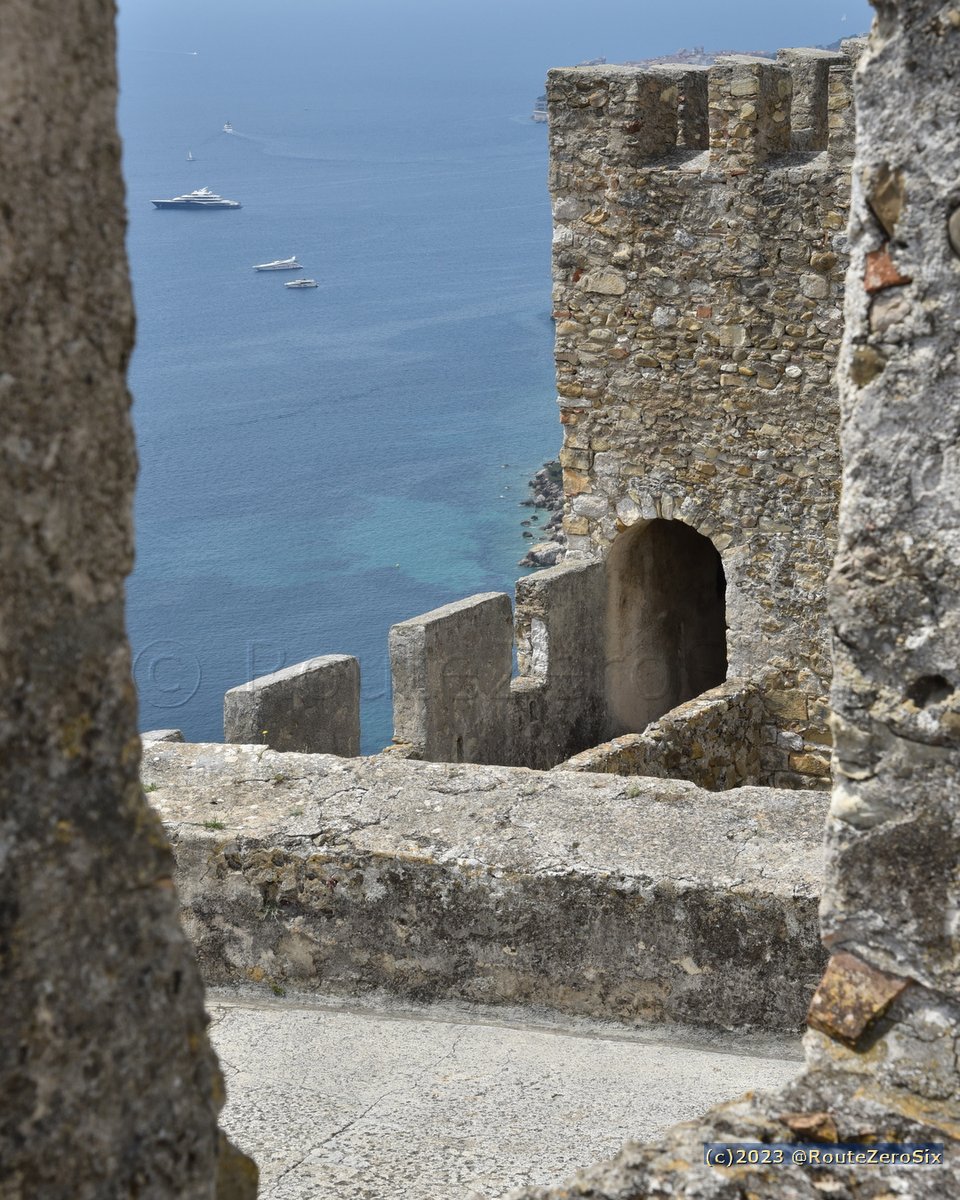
top-left (144, 742), bottom-right (828, 1034)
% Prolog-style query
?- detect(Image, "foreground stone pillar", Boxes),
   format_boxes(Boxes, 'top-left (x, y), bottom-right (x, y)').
top-left (0, 2), bottom-right (254, 1197)
top-left (811, 0), bottom-right (960, 1098)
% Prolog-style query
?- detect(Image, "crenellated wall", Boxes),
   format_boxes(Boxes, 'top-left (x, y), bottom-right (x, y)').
top-left (387, 560), bottom-right (607, 769)
top-left (548, 44), bottom-right (863, 787)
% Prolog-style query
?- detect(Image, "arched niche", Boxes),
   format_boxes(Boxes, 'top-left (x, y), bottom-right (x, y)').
top-left (605, 518), bottom-right (727, 734)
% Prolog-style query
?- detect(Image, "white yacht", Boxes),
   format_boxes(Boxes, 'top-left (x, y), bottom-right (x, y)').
top-left (151, 187), bottom-right (241, 210)
top-left (223, 121), bottom-right (234, 133)
top-left (284, 278), bottom-right (318, 289)
top-left (253, 256), bottom-right (302, 271)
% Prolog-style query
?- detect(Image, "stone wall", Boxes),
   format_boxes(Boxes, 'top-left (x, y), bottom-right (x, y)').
top-left (389, 592), bottom-right (513, 763)
top-left (509, 558), bottom-right (607, 768)
top-left (388, 561), bottom-right (607, 769)
top-left (548, 46), bottom-right (861, 786)
top-left (144, 742), bottom-right (827, 1034)
top-left (0, 1), bottom-right (252, 1195)
top-left (558, 679), bottom-right (763, 790)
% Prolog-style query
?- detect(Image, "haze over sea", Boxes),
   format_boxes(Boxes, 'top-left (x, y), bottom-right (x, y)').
top-left (118, 0), bottom-right (871, 752)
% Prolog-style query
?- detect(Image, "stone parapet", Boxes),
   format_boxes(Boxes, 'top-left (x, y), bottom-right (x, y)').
top-left (557, 679), bottom-right (763, 790)
top-left (224, 653), bottom-right (360, 756)
top-left (546, 65), bottom-right (680, 168)
top-left (144, 742), bottom-right (827, 1034)
top-left (776, 47), bottom-right (847, 152)
top-left (509, 558), bottom-right (607, 768)
top-left (388, 562), bottom-right (607, 770)
top-left (708, 56), bottom-right (792, 167)
top-left (389, 593), bottom-right (513, 763)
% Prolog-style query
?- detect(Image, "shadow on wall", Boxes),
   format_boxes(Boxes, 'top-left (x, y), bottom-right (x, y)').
top-left (605, 519), bottom-right (728, 736)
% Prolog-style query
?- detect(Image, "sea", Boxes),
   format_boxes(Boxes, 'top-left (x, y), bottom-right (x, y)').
top-left (118, 8), bottom-right (561, 752)
top-left (116, 0), bottom-right (869, 753)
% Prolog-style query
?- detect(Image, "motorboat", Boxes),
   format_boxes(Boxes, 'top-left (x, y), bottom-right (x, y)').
top-left (284, 278), bottom-right (318, 289)
top-left (151, 187), bottom-right (241, 209)
top-left (253, 256), bottom-right (302, 271)
top-left (223, 122), bottom-right (234, 133)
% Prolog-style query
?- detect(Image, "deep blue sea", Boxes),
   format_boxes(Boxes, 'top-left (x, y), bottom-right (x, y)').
top-left (119, 13), bottom-right (563, 751)
top-left (117, 0), bottom-right (870, 752)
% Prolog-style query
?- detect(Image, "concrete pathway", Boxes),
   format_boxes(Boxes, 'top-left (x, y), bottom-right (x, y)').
top-left (210, 989), bottom-right (804, 1199)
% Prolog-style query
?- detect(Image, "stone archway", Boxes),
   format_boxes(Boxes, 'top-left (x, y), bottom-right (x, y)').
top-left (605, 519), bottom-right (727, 735)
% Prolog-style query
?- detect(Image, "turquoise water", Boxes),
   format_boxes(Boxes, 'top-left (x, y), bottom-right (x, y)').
top-left (118, 14), bottom-right (560, 750)
top-left (117, 1), bottom-right (869, 751)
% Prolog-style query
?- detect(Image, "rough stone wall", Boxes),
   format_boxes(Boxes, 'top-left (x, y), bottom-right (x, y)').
top-left (509, 558), bottom-right (607, 768)
top-left (548, 47), bottom-right (859, 786)
top-left (514, 9), bottom-right (960, 1197)
top-left (0, 3), bottom-right (252, 1196)
top-left (389, 593), bottom-right (513, 763)
top-left (817, 0), bottom-right (960, 1073)
top-left (557, 679), bottom-right (763, 790)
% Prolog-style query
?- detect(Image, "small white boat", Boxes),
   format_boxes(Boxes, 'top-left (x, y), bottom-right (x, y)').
top-left (223, 121), bottom-right (233, 133)
top-left (284, 278), bottom-right (318, 289)
top-left (186, 149), bottom-right (195, 161)
top-left (253, 256), bottom-right (302, 271)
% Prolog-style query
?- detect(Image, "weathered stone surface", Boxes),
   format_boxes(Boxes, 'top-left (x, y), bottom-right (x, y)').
top-left (827, 0), bottom-right (960, 995)
top-left (0, 1), bottom-right (242, 1194)
top-left (224, 653), bottom-right (360, 756)
top-left (510, 559), bottom-right (607, 768)
top-left (390, 593), bottom-right (513, 763)
top-left (143, 743), bottom-right (828, 1034)
top-left (512, 1069), bottom-right (960, 1199)
top-left (210, 992), bottom-right (802, 1200)
top-left (558, 679), bottom-right (764, 790)
top-left (776, 47), bottom-right (846, 152)
top-left (143, 727), bottom-right (186, 743)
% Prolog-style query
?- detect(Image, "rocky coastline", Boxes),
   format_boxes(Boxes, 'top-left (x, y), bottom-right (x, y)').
top-left (518, 459), bottom-right (566, 568)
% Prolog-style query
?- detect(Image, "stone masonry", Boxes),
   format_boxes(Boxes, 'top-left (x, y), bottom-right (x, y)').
top-left (547, 47), bottom-right (860, 787)
top-left (0, 2), bottom-right (254, 1196)
top-left (224, 653), bottom-right (360, 756)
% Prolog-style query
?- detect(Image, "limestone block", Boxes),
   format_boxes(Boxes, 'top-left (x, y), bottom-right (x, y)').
top-left (224, 654), bottom-right (360, 756)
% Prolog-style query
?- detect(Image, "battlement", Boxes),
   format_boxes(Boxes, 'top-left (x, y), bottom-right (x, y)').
top-left (547, 41), bottom-right (863, 170)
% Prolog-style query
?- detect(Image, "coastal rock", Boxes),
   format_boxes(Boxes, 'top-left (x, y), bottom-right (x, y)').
top-left (518, 540), bottom-right (564, 568)
top-left (520, 460), bottom-right (566, 566)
